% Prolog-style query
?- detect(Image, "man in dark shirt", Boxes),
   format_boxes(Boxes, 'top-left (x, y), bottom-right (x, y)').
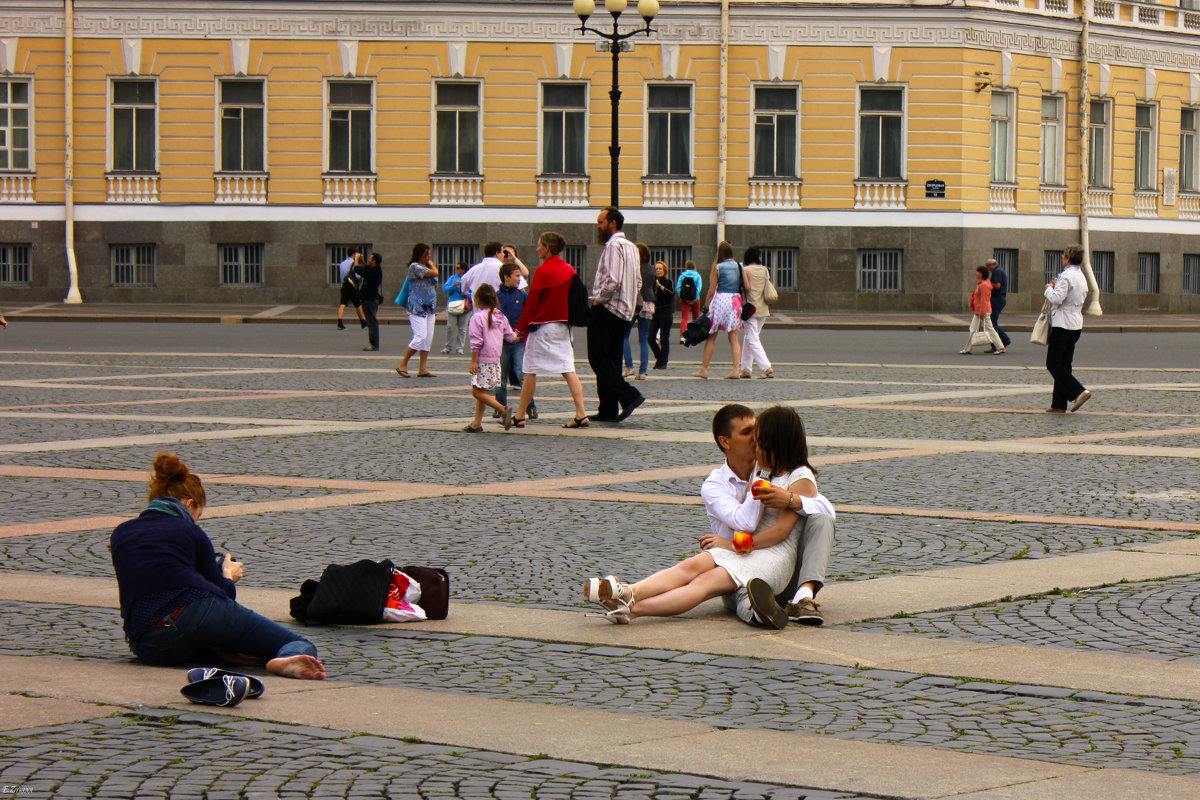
top-left (986, 257), bottom-right (1012, 353)
top-left (360, 252), bottom-right (384, 351)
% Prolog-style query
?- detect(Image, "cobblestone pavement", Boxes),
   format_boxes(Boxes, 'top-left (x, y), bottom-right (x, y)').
top-left (0, 711), bottom-right (868, 800)
top-left (3, 602), bottom-right (1200, 776)
top-left (1, 328), bottom-right (1198, 797)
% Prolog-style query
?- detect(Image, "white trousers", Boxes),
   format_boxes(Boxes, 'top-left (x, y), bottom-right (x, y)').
top-left (962, 314), bottom-right (1004, 352)
top-left (738, 315), bottom-right (771, 373)
top-left (408, 312), bottom-right (437, 352)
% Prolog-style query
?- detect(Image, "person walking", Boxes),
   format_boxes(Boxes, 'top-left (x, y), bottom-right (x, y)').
top-left (985, 257), bottom-right (1012, 353)
top-left (336, 248), bottom-right (366, 330)
top-left (737, 246), bottom-right (776, 379)
top-left (396, 244), bottom-right (438, 376)
top-left (1044, 245), bottom-right (1092, 413)
top-left (359, 252), bottom-right (383, 352)
top-left (587, 207), bottom-right (644, 423)
top-left (676, 261), bottom-right (702, 344)
top-left (648, 260), bottom-right (675, 370)
top-left (693, 241), bottom-right (743, 380)
top-left (463, 284), bottom-right (517, 433)
top-left (442, 262), bottom-right (469, 355)
top-left (495, 262), bottom-right (536, 420)
top-left (959, 265), bottom-right (1006, 355)
top-left (629, 242), bottom-right (657, 381)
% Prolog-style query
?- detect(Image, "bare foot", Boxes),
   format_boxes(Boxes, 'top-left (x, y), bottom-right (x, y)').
top-left (266, 654), bottom-right (327, 680)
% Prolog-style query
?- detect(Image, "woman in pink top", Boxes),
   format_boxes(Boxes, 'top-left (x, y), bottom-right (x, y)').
top-left (464, 284), bottom-right (518, 433)
top-left (959, 265), bottom-right (1006, 355)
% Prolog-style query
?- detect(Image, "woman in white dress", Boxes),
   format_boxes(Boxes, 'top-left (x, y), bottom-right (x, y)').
top-left (583, 406), bottom-right (820, 625)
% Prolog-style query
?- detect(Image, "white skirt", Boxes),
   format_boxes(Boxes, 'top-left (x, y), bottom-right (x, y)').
top-left (522, 322), bottom-right (577, 375)
top-left (709, 292), bottom-right (743, 332)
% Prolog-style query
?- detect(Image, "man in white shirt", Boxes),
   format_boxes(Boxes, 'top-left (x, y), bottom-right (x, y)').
top-left (587, 206), bottom-right (644, 422)
top-left (700, 404), bottom-right (835, 626)
top-left (461, 242), bottom-right (528, 302)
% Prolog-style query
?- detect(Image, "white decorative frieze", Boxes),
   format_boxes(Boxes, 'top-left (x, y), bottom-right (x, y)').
top-left (660, 43), bottom-right (679, 80)
top-left (767, 44), bottom-right (786, 82)
top-left (231, 38), bottom-right (250, 76)
top-left (0, 37), bottom-right (16, 74)
top-left (873, 45), bottom-right (891, 82)
top-left (448, 41), bottom-right (466, 78)
top-left (121, 38), bottom-right (141, 75)
top-left (339, 40), bottom-right (358, 77)
top-left (555, 42), bottom-right (572, 79)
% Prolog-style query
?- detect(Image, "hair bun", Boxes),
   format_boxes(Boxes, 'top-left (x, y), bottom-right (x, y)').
top-left (152, 451), bottom-right (189, 482)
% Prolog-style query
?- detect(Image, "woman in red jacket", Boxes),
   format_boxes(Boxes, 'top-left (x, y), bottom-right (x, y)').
top-left (959, 265), bottom-right (1006, 355)
top-left (512, 232), bottom-right (590, 429)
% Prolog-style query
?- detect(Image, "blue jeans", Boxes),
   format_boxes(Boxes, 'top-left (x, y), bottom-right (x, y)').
top-left (990, 295), bottom-right (1011, 346)
top-left (132, 594), bottom-right (317, 666)
top-left (496, 340), bottom-right (532, 411)
top-left (621, 318), bottom-right (651, 374)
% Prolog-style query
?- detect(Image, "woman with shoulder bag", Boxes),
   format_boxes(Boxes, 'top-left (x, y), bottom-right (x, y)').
top-left (442, 262), bottom-right (469, 355)
top-left (693, 241), bottom-right (744, 379)
top-left (738, 246), bottom-right (776, 379)
top-left (1043, 245), bottom-right (1092, 413)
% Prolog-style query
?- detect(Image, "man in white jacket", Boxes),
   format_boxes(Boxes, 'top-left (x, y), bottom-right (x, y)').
top-left (700, 404), bottom-right (836, 626)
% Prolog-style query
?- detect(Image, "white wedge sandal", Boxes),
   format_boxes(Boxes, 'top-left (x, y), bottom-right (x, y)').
top-left (583, 575), bottom-right (635, 623)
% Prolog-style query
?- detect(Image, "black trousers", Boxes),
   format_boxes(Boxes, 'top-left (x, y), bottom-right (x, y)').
top-left (1046, 326), bottom-right (1084, 409)
top-left (648, 309), bottom-right (673, 367)
top-left (361, 299), bottom-right (380, 349)
top-left (587, 305), bottom-right (643, 418)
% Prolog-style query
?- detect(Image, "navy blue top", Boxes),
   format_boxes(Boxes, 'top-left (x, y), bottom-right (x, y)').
top-left (110, 497), bottom-right (236, 641)
top-left (990, 265), bottom-right (1008, 298)
top-left (497, 284), bottom-right (527, 329)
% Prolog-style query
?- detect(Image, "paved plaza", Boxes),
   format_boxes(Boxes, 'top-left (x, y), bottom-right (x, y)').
top-left (0, 315), bottom-right (1198, 799)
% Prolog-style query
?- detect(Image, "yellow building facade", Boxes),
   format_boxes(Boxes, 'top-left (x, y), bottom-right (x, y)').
top-left (1, 0), bottom-right (1199, 311)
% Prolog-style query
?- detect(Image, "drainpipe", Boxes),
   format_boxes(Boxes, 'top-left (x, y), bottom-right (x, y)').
top-left (63, 0), bottom-right (81, 303)
top-left (715, 0), bottom-right (728, 244)
top-left (1077, 0), bottom-right (1101, 314)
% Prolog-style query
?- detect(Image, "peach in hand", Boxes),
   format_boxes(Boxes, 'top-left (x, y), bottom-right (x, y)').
top-left (751, 478), bottom-right (772, 496)
top-left (732, 531), bottom-right (754, 554)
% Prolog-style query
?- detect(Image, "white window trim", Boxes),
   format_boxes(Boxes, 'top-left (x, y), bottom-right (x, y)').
top-left (643, 81), bottom-right (695, 178)
top-left (1134, 102), bottom-right (1158, 191)
top-left (751, 83), bottom-right (801, 179)
top-left (214, 77), bottom-right (268, 174)
top-left (854, 83), bottom-right (907, 181)
top-left (0, 76), bottom-right (35, 173)
top-left (990, 90), bottom-right (1016, 184)
top-left (324, 78), bottom-right (375, 174)
top-left (431, 80), bottom-right (483, 176)
top-left (537, 80), bottom-right (589, 176)
top-left (1040, 94), bottom-right (1066, 186)
top-left (107, 77), bottom-right (158, 174)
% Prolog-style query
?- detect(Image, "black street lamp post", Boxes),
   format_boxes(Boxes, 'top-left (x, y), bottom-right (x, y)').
top-left (571, 0), bottom-right (660, 209)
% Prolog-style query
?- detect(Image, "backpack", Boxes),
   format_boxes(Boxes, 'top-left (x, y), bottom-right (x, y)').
top-left (679, 274), bottom-right (698, 302)
top-left (568, 272), bottom-right (591, 327)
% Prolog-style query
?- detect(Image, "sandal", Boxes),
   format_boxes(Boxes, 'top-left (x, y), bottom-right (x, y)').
top-left (395, 368), bottom-right (411, 378)
top-left (583, 576), bottom-right (634, 624)
top-left (561, 416), bottom-right (590, 429)
top-left (501, 406), bottom-right (514, 430)
top-left (511, 418), bottom-right (526, 429)
top-left (462, 424), bottom-right (483, 433)
top-left (759, 369), bottom-right (774, 379)
top-left (417, 372), bottom-right (438, 378)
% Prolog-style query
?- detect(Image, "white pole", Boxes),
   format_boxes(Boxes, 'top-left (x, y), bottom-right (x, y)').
top-left (63, 0), bottom-right (81, 303)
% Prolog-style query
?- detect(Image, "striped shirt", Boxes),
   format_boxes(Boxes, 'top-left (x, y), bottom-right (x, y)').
top-left (592, 231), bottom-right (641, 321)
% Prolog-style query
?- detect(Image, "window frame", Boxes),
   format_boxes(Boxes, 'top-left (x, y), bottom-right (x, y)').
top-left (857, 248), bottom-right (903, 293)
top-left (217, 78), bottom-right (266, 174)
top-left (0, 243), bottom-right (31, 284)
top-left (433, 244), bottom-right (480, 277)
top-left (1134, 103), bottom-right (1157, 191)
top-left (759, 247), bottom-right (797, 291)
top-left (649, 246), bottom-right (692, 287)
top-left (1088, 99), bottom-right (1111, 188)
top-left (1040, 94), bottom-right (1065, 186)
top-left (1043, 250), bottom-right (1062, 285)
top-left (109, 78), bottom-right (158, 173)
top-left (1090, 250), bottom-right (1115, 294)
top-left (1181, 107), bottom-right (1198, 193)
top-left (989, 90), bottom-right (1015, 184)
top-left (752, 84), bottom-right (800, 179)
top-left (1183, 253), bottom-right (1200, 294)
top-left (992, 247), bottom-right (1019, 295)
top-left (219, 243), bottom-right (265, 287)
top-left (325, 79), bottom-right (374, 174)
top-left (0, 78), bottom-right (33, 172)
top-left (110, 243), bottom-right (156, 287)
top-left (539, 81), bottom-right (588, 177)
top-left (1136, 252), bottom-right (1160, 295)
top-left (645, 83), bottom-right (694, 178)
top-left (433, 81), bottom-right (482, 176)
top-left (327, 243), bottom-right (372, 286)
top-left (856, 85), bottom-right (906, 181)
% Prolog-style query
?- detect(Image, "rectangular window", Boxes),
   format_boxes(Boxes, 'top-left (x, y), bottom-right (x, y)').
top-left (112, 80), bottom-right (156, 172)
top-left (1181, 109), bottom-right (1198, 192)
top-left (327, 243), bottom-right (371, 286)
top-left (1184, 254), bottom-right (1200, 294)
top-left (0, 243), bottom-right (31, 284)
top-left (1043, 250), bottom-right (1061, 285)
top-left (1136, 252), bottom-right (1160, 294)
top-left (857, 249), bottom-right (902, 292)
top-left (220, 244), bottom-right (264, 286)
top-left (0, 80), bottom-right (31, 171)
top-left (435, 83), bottom-right (480, 174)
top-left (1088, 100), bottom-right (1110, 187)
top-left (434, 244), bottom-right (479, 277)
top-left (992, 248), bottom-right (1019, 294)
top-left (1091, 250), bottom-right (1114, 293)
top-left (1041, 95), bottom-right (1064, 185)
top-left (649, 246), bottom-right (692, 286)
top-left (328, 81), bottom-right (372, 173)
top-left (220, 80), bottom-right (264, 173)
top-left (647, 85), bottom-right (691, 176)
top-left (111, 244), bottom-right (155, 286)
top-left (753, 86), bottom-right (798, 178)
top-left (541, 83), bottom-right (586, 175)
top-left (563, 244), bottom-right (588, 270)
top-left (760, 247), bottom-right (796, 291)
top-left (1135, 104), bottom-right (1155, 190)
top-left (858, 88), bottom-right (904, 179)
top-left (990, 91), bottom-right (1013, 183)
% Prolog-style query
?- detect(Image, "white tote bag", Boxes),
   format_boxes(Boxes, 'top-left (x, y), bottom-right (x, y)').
top-left (1030, 299), bottom-right (1051, 346)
